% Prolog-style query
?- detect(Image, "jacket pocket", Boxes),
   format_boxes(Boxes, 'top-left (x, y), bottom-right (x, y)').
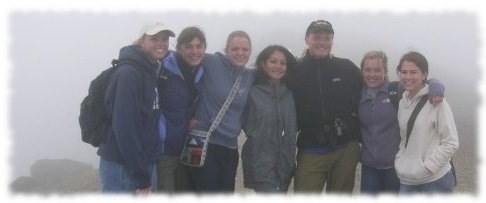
top-left (395, 156), bottom-right (432, 181)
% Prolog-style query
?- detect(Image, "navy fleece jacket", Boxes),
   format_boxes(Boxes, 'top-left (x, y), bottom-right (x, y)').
top-left (98, 45), bottom-right (161, 189)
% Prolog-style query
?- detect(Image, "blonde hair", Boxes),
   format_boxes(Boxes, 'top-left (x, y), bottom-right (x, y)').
top-left (224, 30), bottom-right (251, 53)
top-left (360, 50), bottom-right (389, 81)
top-left (132, 35), bottom-right (146, 46)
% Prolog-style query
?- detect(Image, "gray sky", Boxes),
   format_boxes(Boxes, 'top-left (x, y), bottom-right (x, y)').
top-left (1, 0), bottom-right (485, 200)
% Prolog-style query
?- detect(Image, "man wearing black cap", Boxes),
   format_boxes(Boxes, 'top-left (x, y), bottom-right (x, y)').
top-left (288, 20), bottom-right (362, 193)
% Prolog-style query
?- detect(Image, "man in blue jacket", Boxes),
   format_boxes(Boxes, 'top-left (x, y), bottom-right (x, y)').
top-left (156, 26), bottom-right (206, 193)
top-left (98, 22), bottom-right (175, 195)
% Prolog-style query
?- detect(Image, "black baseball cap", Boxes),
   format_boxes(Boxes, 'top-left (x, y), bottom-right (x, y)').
top-left (305, 20), bottom-right (334, 37)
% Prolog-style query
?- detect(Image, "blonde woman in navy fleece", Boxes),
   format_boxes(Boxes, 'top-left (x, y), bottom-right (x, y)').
top-left (98, 22), bottom-right (174, 195)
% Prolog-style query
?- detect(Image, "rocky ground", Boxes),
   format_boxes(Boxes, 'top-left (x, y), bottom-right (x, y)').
top-left (10, 125), bottom-right (476, 195)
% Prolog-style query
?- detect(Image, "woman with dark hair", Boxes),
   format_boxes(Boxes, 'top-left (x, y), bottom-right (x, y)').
top-left (156, 26), bottom-right (206, 193)
top-left (395, 51), bottom-right (458, 194)
top-left (241, 45), bottom-right (298, 193)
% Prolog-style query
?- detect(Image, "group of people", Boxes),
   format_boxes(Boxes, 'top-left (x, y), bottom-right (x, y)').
top-left (95, 19), bottom-right (459, 195)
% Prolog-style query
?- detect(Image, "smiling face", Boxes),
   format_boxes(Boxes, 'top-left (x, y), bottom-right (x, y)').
top-left (263, 50), bottom-right (287, 84)
top-left (139, 31), bottom-right (171, 62)
top-left (225, 36), bottom-right (251, 67)
top-left (178, 37), bottom-right (206, 67)
top-left (399, 60), bottom-right (428, 98)
top-left (362, 57), bottom-right (386, 89)
top-left (305, 32), bottom-right (333, 59)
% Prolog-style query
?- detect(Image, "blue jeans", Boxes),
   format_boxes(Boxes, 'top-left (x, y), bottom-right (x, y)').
top-left (99, 157), bottom-right (157, 193)
top-left (399, 169), bottom-right (455, 194)
top-left (191, 143), bottom-right (239, 193)
top-left (360, 165), bottom-right (399, 195)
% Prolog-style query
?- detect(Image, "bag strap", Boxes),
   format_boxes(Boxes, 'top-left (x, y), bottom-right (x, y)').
top-left (388, 81), bottom-right (400, 110)
top-left (405, 95), bottom-right (429, 148)
top-left (206, 74), bottom-right (244, 138)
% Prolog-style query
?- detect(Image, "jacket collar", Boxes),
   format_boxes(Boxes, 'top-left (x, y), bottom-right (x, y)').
top-left (302, 51), bottom-right (333, 63)
top-left (402, 84), bottom-right (429, 106)
top-left (360, 80), bottom-right (391, 103)
top-left (163, 51), bottom-right (204, 83)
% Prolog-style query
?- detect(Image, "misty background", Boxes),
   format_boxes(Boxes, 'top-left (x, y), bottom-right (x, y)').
top-left (7, 11), bottom-right (479, 191)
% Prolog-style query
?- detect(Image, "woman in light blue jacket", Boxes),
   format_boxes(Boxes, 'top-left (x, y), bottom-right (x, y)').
top-left (190, 31), bottom-right (254, 192)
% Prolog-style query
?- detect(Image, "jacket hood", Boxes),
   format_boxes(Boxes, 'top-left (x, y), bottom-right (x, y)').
top-left (402, 84), bottom-right (429, 107)
top-left (254, 82), bottom-right (290, 97)
top-left (118, 45), bottom-right (159, 71)
top-left (163, 51), bottom-right (204, 82)
top-left (215, 52), bottom-right (246, 73)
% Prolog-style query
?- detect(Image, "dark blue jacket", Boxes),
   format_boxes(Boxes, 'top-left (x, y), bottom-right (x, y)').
top-left (98, 45), bottom-right (161, 189)
top-left (159, 51), bottom-right (203, 156)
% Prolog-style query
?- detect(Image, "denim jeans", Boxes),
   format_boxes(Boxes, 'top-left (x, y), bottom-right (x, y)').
top-left (360, 165), bottom-right (399, 195)
top-left (99, 157), bottom-right (157, 193)
top-left (399, 169), bottom-right (455, 194)
top-left (191, 143), bottom-right (239, 193)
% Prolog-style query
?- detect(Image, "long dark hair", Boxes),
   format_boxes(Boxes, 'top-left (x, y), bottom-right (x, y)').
top-left (254, 45), bottom-right (296, 85)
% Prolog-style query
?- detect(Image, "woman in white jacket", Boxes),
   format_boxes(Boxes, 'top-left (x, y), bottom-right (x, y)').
top-left (395, 51), bottom-right (459, 194)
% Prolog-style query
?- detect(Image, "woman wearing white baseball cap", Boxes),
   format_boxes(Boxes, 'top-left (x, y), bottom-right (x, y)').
top-left (98, 22), bottom-right (175, 195)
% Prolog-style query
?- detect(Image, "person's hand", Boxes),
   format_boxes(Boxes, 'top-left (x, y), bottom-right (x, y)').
top-left (188, 118), bottom-right (196, 130)
top-left (429, 96), bottom-right (443, 107)
top-left (135, 187), bottom-right (152, 196)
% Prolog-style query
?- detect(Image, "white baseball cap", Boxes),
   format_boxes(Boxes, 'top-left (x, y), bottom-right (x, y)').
top-left (139, 22), bottom-right (175, 37)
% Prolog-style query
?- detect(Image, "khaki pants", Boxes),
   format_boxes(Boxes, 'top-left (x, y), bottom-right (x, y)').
top-left (294, 141), bottom-right (360, 193)
top-left (156, 155), bottom-right (192, 193)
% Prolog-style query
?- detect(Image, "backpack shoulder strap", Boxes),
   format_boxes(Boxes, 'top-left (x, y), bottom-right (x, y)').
top-left (388, 81), bottom-right (400, 110)
top-left (405, 95), bottom-right (429, 148)
top-left (111, 59), bottom-right (145, 82)
top-left (112, 59), bottom-right (140, 69)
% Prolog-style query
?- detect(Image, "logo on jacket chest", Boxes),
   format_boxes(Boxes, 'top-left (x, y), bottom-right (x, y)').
top-left (332, 77), bottom-right (342, 82)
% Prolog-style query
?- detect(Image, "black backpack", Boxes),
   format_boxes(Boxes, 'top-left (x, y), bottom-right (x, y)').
top-left (79, 59), bottom-right (140, 147)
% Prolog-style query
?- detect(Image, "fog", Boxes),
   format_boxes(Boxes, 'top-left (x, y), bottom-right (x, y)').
top-left (5, 8), bottom-right (480, 192)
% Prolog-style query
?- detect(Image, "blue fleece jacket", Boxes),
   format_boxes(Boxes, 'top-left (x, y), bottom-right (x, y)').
top-left (193, 52), bottom-right (254, 149)
top-left (98, 45), bottom-right (161, 189)
top-left (159, 51), bottom-right (203, 156)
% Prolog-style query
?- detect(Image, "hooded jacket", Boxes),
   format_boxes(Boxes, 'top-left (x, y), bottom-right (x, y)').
top-left (395, 85), bottom-right (459, 185)
top-left (159, 51), bottom-right (203, 156)
top-left (98, 45), bottom-right (161, 189)
top-left (241, 83), bottom-right (297, 191)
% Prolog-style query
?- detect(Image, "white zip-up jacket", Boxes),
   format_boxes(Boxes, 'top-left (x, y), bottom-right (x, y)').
top-left (395, 85), bottom-right (459, 185)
